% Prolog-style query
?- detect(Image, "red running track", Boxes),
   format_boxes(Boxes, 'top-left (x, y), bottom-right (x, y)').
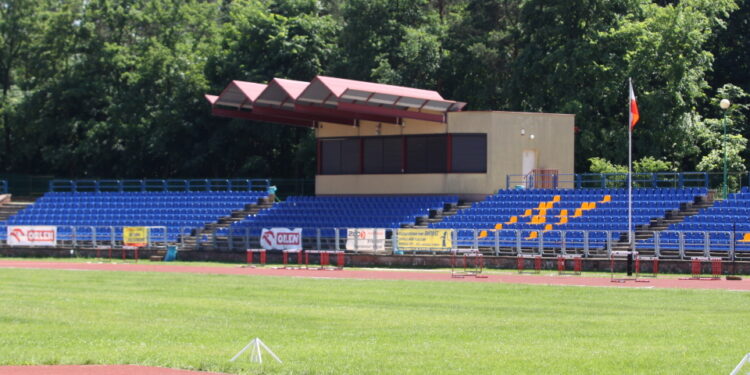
top-left (1, 260), bottom-right (749, 291)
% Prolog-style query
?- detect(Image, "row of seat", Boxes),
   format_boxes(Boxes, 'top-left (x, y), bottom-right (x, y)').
top-left (220, 195), bottom-right (461, 237)
top-left (429, 188), bottom-right (700, 249)
top-left (3, 191), bottom-right (268, 241)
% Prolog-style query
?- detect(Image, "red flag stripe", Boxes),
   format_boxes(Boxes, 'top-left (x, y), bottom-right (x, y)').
top-left (629, 81), bottom-right (639, 129)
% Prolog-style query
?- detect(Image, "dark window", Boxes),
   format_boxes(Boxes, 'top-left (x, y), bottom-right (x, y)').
top-left (320, 134), bottom-right (482, 175)
top-left (320, 139), bottom-right (360, 174)
top-left (452, 134), bottom-right (487, 173)
top-left (363, 137), bottom-right (403, 173)
top-left (382, 137), bottom-right (402, 173)
top-left (363, 138), bottom-right (384, 173)
top-left (320, 139), bottom-right (341, 174)
top-left (341, 139), bottom-right (360, 174)
top-left (407, 135), bottom-right (446, 173)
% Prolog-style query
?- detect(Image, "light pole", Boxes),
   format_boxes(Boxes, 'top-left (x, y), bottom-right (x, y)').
top-left (720, 98), bottom-right (731, 198)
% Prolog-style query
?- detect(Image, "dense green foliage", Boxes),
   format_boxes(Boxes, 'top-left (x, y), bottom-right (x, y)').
top-left (0, 0), bottom-right (748, 179)
top-left (1, 267), bottom-right (749, 374)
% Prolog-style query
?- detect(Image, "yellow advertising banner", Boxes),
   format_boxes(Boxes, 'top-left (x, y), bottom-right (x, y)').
top-left (397, 228), bottom-right (452, 251)
top-left (123, 227), bottom-right (149, 246)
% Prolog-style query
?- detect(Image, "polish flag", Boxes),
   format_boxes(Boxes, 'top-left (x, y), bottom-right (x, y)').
top-left (629, 80), bottom-right (640, 129)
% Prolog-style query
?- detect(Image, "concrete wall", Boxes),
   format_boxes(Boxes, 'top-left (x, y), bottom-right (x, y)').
top-left (315, 111), bottom-right (574, 198)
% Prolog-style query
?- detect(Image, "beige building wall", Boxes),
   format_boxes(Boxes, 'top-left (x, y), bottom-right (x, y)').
top-left (315, 111), bottom-right (574, 199)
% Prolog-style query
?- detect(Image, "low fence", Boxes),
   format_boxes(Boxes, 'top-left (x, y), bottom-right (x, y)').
top-left (1, 225), bottom-right (173, 248)
top-left (506, 172), bottom-right (710, 189)
top-left (4, 226), bottom-right (750, 261)
top-left (196, 227), bottom-right (750, 261)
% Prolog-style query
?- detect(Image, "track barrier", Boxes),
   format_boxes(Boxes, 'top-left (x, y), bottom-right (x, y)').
top-left (281, 249), bottom-right (304, 269)
top-left (451, 249), bottom-right (487, 278)
top-left (121, 246), bottom-right (140, 263)
top-left (557, 254), bottom-right (582, 275)
top-left (609, 251), bottom-right (649, 283)
top-left (516, 254), bottom-right (542, 274)
top-left (636, 255), bottom-right (659, 279)
top-left (683, 257), bottom-right (722, 280)
top-left (245, 249), bottom-right (266, 268)
top-left (95, 245), bottom-right (112, 261)
top-left (304, 250), bottom-right (345, 270)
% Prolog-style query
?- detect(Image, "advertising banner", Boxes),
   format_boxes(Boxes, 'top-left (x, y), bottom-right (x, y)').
top-left (346, 228), bottom-right (386, 251)
top-left (397, 228), bottom-right (452, 251)
top-left (260, 228), bottom-right (302, 251)
top-left (123, 227), bottom-right (149, 247)
top-left (7, 226), bottom-right (57, 247)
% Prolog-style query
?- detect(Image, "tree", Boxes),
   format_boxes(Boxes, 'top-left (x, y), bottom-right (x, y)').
top-left (709, 0), bottom-right (750, 94)
top-left (691, 85), bottom-right (749, 191)
top-left (511, 0), bottom-right (737, 171)
top-left (440, 0), bottom-right (521, 109)
top-left (205, 0), bottom-right (339, 179)
top-left (0, 0), bottom-right (48, 169)
top-left (336, 0), bottom-right (435, 83)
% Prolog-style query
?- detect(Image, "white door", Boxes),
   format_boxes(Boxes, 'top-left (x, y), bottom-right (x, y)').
top-left (522, 150), bottom-right (537, 186)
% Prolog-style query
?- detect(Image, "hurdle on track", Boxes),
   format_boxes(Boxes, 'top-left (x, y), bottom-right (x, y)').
top-left (281, 249), bottom-right (304, 269)
top-left (682, 256), bottom-right (722, 280)
top-left (557, 254), bottom-right (582, 275)
top-left (609, 251), bottom-right (649, 283)
top-left (304, 250), bottom-right (345, 270)
top-left (121, 246), bottom-right (140, 263)
top-left (95, 245), bottom-right (112, 261)
top-left (245, 249), bottom-right (267, 268)
top-left (450, 249), bottom-right (487, 278)
top-left (635, 255), bottom-right (659, 279)
top-left (516, 254), bottom-right (542, 274)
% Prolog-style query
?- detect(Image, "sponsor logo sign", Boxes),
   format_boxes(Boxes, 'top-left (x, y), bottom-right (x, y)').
top-left (346, 228), bottom-right (386, 251)
top-left (123, 227), bottom-right (149, 247)
top-left (397, 228), bottom-right (452, 251)
top-left (260, 228), bottom-right (302, 250)
top-left (7, 226), bottom-right (57, 247)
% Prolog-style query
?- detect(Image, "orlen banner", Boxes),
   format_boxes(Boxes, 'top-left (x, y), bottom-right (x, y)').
top-left (7, 226), bottom-right (57, 247)
top-left (346, 228), bottom-right (386, 251)
top-left (260, 228), bottom-right (302, 251)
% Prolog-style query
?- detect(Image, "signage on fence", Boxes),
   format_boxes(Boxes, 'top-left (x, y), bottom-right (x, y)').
top-left (260, 228), bottom-right (302, 251)
top-left (123, 227), bottom-right (149, 246)
top-left (346, 228), bottom-right (386, 251)
top-left (7, 226), bottom-right (57, 247)
top-left (397, 228), bottom-right (452, 251)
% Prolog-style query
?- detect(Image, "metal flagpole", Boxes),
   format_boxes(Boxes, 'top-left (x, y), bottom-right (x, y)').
top-left (627, 78), bottom-right (634, 276)
top-left (628, 78), bottom-right (633, 247)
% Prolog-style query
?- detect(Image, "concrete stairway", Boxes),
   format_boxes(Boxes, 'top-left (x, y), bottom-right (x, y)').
top-left (612, 192), bottom-right (714, 252)
top-left (414, 200), bottom-right (472, 228)
top-left (0, 197), bottom-right (36, 222)
top-left (182, 195), bottom-right (275, 250)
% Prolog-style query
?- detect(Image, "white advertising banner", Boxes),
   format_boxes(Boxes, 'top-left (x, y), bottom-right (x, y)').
top-left (346, 228), bottom-right (386, 251)
top-left (260, 228), bottom-right (302, 251)
top-left (7, 226), bottom-right (57, 247)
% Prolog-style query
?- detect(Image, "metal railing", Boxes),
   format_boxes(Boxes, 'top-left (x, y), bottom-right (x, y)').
top-left (506, 172), bottom-right (709, 190)
top-left (190, 227), bottom-right (750, 261)
top-left (0, 226), bottom-right (173, 248)
top-left (48, 179), bottom-right (271, 193)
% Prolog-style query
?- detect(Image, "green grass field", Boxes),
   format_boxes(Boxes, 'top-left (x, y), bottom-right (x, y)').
top-left (0, 267), bottom-right (748, 374)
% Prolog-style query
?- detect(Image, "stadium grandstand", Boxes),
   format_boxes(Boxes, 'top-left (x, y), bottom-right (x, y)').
top-left (1, 76), bottom-right (749, 268)
top-left (0, 179), bottom-right (272, 246)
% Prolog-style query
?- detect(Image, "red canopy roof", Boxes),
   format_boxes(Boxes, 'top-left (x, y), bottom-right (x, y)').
top-left (207, 75), bottom-right (465, 126)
